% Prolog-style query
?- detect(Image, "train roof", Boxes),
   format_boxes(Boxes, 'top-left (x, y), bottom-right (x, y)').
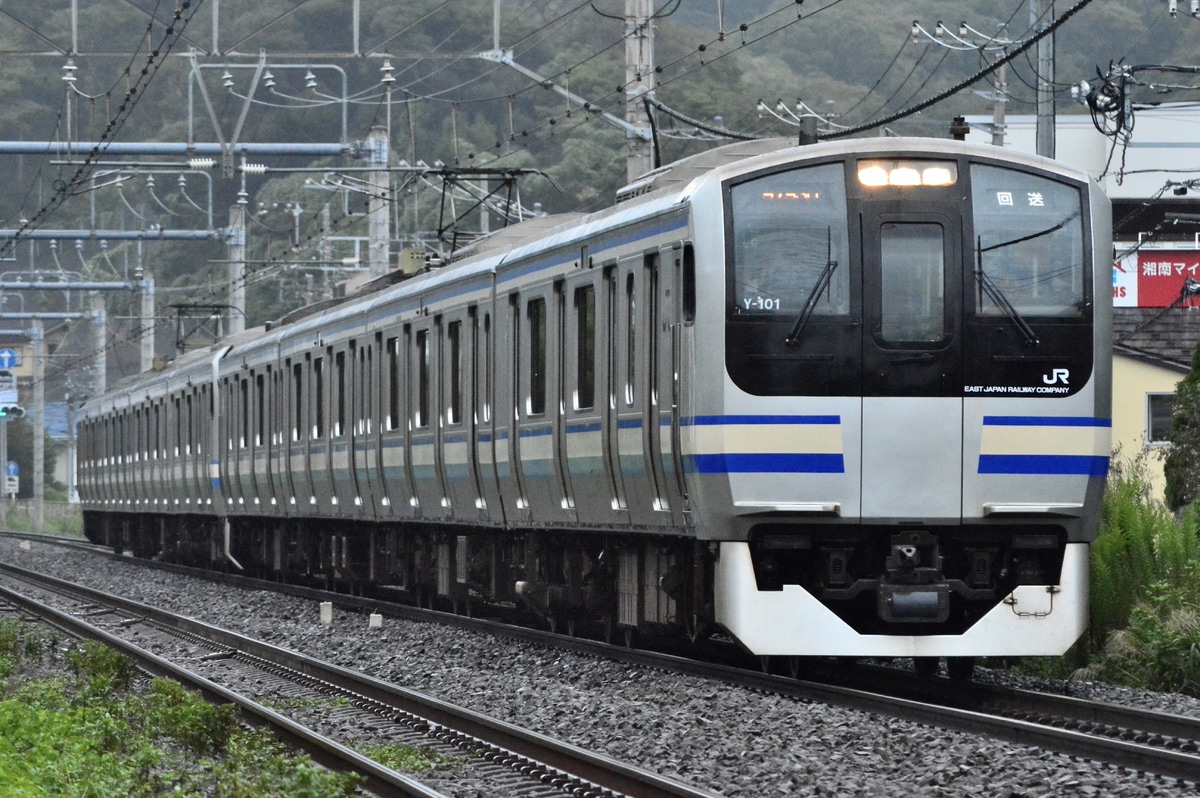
top-left (84, 135), bottom-right (1101, 417)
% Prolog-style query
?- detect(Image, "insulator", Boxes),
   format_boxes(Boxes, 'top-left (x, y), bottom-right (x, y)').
top-left (187, 158), bottom-right (216, 170)
top-left (241, 163), bottom-right (269, 175)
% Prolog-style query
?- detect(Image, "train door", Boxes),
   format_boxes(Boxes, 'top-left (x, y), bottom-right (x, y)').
top-left (410, 322), bottom-right (450, 519)
top-left (287, 360), bottom-right (309, 508)
top-left (150, 402), bottom-right (162, 508)
top-left (329, 344), bottom-right (360, 514)
top-left (222, 380), bottom-right (241, 508)
top-left (859, 211), bottom-right (964, 519)
top-left (253, 371), bottom-right (269, 510)
top-left (452, 311), bottom-right (490, 520)
top-left (308, 352), bottom-right (335, 511)
top-left (550, 281), bottom-right (577, 523)
top-left (378, 331), bottom-right (415, 520)
top-left (647, 247), bottom-right (689, 528)
top-left (356, 338), bottom-right (381, 518)
top-left (613, 256), bottom-right (661, 526)
top-left (473, 310), bottom-right (505, 524)
top-left (513, 287), bottom-right (574, 525)
top-left (440, 315), bottom-right (475, 518)
top-left (563, 270), bottom-right (625, 524)
top-left (498, 294), bottom-right (532, 523)
top-left (599, 265), bottom-right (630, 520)
top-left (269, 367), bottom-right (289, 513)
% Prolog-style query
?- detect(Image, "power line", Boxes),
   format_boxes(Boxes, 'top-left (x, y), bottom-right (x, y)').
top-left (826, 0), bottom-right (1097, 140)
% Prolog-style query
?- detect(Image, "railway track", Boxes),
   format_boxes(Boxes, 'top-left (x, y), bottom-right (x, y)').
top-left (4, 531), bottom-right (1200, 790)
top-left (0, 557), bottom-right (717, 798)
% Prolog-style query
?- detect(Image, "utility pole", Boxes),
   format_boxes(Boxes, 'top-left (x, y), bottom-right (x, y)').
top-left (992, 59), bottom-right (1008, 147)
top-left (0, 418), bottom-right (7, 526)
top-left (625, 0), bottom-right (656, 181)
top-left (140, 273), bottom-right (155, 372)
top-left (91, 295), bottom-right (107, 395)
top-left (227, 202), bottom-right (247, 336)
top-left (367, 125), bottom-right (391, 278)
top-left (1032, 0), bottom-right (1056, 158)
top-left (32, 319), bottom-right (43, 533)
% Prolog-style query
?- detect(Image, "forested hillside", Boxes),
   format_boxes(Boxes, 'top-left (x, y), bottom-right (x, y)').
top-left (0, 0), bottom-right (1190, 333)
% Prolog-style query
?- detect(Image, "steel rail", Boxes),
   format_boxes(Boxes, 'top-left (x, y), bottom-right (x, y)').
top-left (0, 573), bottom-right (448, 798)
top-left (7, 533), bottom-right (1198, 785)
top-left (0, 559), bottom-right (717, 798)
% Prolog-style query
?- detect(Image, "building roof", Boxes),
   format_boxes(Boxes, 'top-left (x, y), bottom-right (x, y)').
top-left (1114, 306), bottom-right (1200, 372)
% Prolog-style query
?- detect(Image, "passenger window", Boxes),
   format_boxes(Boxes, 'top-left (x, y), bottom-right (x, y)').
top-left (292, 363), bottom-right (303, 441)
top-left (255, 374), bottom-right (265, 447)
top-left (387, 336), bottom-right (400, 431)
top-left (313, 357), bottom-right (324, 440)
top-left (416, 329), bottom-right (430, 428)
top-left (728, 162), bottom-right (850, 319)
top-left (448, 321), bottom-right (462, 425)
top-left (528, 298), bottom-right (546, 416)
top-left (575, 285), bottom-right (595, 411)
top-left (481, 314), bottom-right (492, 424)
top-left (971, 164), bottom-right (1086, 317)
top-left (334, 351), bottom-right (346, 437)
top-left (879, 223), bottom-right (945, 343)
top-left (625, 274), bottom-right (635, 406)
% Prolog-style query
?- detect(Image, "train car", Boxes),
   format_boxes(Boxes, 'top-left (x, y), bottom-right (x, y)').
top-left (78, 136), bottom-right (1112, 675)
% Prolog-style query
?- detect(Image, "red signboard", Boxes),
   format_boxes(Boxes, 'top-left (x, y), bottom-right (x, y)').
top-left (1113, 251), bottom-right (1200, 308)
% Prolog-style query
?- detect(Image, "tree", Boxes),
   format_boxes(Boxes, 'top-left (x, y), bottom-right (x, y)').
top-left (3, 419), bottom-right (60, 500)
top-left (1163, 341), bottom-right (1200, 510)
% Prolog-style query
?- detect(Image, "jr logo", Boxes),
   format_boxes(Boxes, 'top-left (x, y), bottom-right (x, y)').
top-left (1043, 368), bottom-right (1070, 385)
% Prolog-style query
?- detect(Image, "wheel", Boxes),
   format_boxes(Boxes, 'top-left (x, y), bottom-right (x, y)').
top-left (946, 656), bottom-right (976, 683)
top-left (913, 657), bottom-right (940, 678)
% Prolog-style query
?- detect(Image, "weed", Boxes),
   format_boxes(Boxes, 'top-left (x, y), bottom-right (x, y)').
top-left (65, 640), bottom-right (138, 697)
top-left (356, 741), bottom-right (463, 773)
top-left (0, 637), bottom-right (365, 796)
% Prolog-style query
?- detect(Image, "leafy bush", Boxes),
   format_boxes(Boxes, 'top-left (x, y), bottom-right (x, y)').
top-left (1057, 450), bottom-right (1200, 694)
top-left (139, 678), bottom-right (240, 754)
top-left (0, 622), bottom-right (364, 796)
top-left (1076, 576), bottom-right (1200, 694)
top-left (66, 641), bottom-right (138, 697)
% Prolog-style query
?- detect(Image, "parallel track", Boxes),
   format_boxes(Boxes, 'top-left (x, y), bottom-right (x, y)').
top-left (5, 531), bottom-right (1200, 787)
top-left (0, 554), bottom-right (717, 798)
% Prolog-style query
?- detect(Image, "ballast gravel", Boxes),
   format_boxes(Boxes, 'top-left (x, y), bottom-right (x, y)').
top-left (3, 537), bottom-right (1199, 798)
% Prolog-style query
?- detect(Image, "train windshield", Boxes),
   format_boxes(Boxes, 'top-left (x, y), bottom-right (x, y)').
top-left (728, 162), bottom-right (850, 319)
top-left (970, 165), bottom-right (1086, 317)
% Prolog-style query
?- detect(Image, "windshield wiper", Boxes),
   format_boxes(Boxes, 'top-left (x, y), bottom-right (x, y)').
top-left (785, 228), bottom-right (838, 346)
top-left (976, 236), bottom-right (1039, 347)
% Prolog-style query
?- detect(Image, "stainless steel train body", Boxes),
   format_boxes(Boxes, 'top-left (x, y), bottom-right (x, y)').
top-left (78, 136), bottom-right (1112, 660)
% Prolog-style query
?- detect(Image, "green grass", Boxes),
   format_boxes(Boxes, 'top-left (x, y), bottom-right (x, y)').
top-left (1017, 448), bottom-right (1200, 694)
top-left (0, 626), bottom-right (364, 796)
top-left (355, 742), bottom-right (463, 774)
top-left (1, 504), bottom-right (84, 537)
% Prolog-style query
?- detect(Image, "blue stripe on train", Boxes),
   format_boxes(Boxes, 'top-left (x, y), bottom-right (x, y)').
top-left (686, 452), bottom-right (845, 474)
top-left (982, 416), bottom-right (1111, 427)
top-left (978, 454), bottom-right (1109, 477)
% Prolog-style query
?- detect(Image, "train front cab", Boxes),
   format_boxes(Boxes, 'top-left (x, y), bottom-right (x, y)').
top-left (702, 142), bottom-right (1111, 659)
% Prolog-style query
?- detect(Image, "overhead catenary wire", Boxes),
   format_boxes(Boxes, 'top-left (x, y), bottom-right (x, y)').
top-left (826, 0), bottom-right (1097, 140)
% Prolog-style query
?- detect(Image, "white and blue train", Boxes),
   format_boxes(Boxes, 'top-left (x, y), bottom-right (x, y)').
top-left (78, 136), bottom-right (1112, 676)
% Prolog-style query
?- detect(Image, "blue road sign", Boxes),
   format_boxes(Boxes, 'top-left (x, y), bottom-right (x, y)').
top-left (5, 461), bottom-right (17, 477)
top-left (0, 349), bottom-right (16, 369)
